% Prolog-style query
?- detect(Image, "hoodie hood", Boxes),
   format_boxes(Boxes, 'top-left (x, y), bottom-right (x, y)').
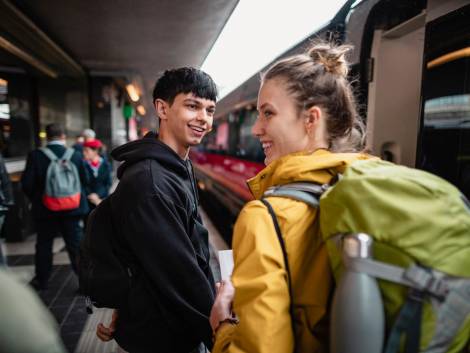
top-left (112, 132), bottom-right (189, 179)
top-left (247, 149), bottom-right (375, 199)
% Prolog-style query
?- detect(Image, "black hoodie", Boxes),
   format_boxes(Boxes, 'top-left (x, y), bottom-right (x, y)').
top-left (110, 132), bottom-right (215, 353)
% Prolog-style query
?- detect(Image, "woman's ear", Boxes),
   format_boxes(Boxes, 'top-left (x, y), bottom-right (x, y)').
top-left (305, 106), bottom-right (322, 134)
top-left (155, 99), bottom-right (168, 121)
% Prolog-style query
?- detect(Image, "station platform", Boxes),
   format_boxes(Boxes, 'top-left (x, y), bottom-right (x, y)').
top-left (1, 208), bottom-right (228, 353)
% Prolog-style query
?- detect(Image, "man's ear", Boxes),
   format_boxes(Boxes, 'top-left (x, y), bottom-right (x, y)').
top-left (155, 99), bottom-right (168, 120)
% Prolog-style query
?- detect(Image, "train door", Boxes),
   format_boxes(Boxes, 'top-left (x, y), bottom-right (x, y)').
top-left (417, 2), bottom-right (470, 199)
top-left (365, 11), bottom-right (426, 166)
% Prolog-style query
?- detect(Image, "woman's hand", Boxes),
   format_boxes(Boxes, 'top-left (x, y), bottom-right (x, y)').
top-left (210, 280), bottom-right (235, 332)
top-left (96, 309), bottom-right (118, 342)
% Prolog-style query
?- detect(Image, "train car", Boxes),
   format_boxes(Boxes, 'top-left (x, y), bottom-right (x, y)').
top-left (192, 0), bottom-right (470, 244)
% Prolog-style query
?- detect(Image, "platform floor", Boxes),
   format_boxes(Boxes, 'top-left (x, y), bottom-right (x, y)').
top-left (1, 208), bottom-right (227, 353)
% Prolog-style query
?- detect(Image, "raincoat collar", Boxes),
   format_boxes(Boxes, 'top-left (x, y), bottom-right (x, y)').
top-left (247, 149), bottom-right (373, 200)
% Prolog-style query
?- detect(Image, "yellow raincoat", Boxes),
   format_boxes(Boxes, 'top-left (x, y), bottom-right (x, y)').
top-left (213, 149), bottom-right (371, 353)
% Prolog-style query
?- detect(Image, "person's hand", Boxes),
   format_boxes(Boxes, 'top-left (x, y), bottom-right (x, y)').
top-left (210, 280), bottom-right (235, 332)
top-left (96, 309), bottom-right (118, 342)
top-left (87, 193), bottom-right (102, 206)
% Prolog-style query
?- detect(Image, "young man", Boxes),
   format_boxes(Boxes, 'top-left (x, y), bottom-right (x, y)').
top-left (21, 123), bottom-right (89, 290)
top-left (97, 68), bottom-right (217, 353)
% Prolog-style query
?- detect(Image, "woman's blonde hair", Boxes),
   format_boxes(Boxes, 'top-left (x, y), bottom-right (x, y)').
top-left (261, 41), bottom-right (365, 152)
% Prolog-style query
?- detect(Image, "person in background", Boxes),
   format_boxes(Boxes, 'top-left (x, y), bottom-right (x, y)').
top-left (0, 267), bottom-right (67, 353)
top-left (0, 154), bottom-right (13, 265)
top-left (72, 128), bottom-right (96, 157)
top-left (72, 133), bottom-right (85, 155)
top-left (83, 128), bottom-right (96, 143)
top-left (209, 42), bottom-right (369, 353)
top-left (21, 123), bottom-right (89, 290)
top-left (83, 139), bottom-right (112, 209)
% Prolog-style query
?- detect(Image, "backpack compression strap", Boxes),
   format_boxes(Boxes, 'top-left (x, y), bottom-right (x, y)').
top-left (340, 238), bottom-right (470, 353)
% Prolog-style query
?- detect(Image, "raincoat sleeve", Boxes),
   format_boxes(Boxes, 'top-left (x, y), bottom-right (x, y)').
top-left (213, 199), bottom-right (298, 353)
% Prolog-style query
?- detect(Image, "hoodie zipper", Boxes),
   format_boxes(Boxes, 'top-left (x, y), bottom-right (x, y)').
top-left (184, 161), bottom-right (198, 214)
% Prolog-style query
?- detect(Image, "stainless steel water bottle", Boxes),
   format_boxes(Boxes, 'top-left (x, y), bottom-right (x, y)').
top-left (330, 233), bottom-right (385, 353)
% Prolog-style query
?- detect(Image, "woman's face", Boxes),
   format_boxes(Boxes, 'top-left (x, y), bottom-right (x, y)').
top-left (253, 78), bottom-right (310, 165)
top-left (83, 147), bottom-right (98, 161)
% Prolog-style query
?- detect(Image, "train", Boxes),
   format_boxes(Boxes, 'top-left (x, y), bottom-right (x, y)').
top-left (191, 0), bottom-right (470, 243)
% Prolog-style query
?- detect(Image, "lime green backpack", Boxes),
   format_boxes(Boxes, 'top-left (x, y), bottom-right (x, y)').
top-left (263, 159), bottom-right (470, 353)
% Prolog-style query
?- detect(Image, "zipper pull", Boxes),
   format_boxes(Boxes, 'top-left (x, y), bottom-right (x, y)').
top-left (85, 296), bottom-right (94, 314)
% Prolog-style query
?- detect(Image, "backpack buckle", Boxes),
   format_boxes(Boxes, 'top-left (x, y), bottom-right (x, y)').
top-left (404, 265), bottom-right (449, 301)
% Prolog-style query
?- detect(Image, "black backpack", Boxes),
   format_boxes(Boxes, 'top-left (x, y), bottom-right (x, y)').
top-left (78, 195), bottom-right (132, 313)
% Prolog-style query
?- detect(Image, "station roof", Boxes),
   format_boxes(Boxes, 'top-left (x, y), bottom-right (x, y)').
top-left (0, 0), bottom-right (238, 115)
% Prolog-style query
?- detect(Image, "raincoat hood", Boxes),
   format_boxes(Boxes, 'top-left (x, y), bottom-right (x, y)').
top-left (247, 149), bottom-right (373, 199)
top-left (112, 132), bottom-right (190, 180)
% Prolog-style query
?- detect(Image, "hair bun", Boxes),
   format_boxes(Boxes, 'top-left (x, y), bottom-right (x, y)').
top-left (307, 43), bottom-right (352, 78)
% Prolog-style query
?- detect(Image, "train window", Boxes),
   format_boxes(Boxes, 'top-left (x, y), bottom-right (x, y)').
top-left (419, 5), bottom-right (470, 199)
top-left (215, 121), bottom-right (229, 153)
top-left (200, 119), bottom-right (229, 154)
top-left (237, 110), bottom-right (264, 163)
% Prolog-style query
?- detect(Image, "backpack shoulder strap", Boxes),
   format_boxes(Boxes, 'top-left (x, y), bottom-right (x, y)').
top-left (40, 147), bottom-right (58, 161)
top-left (260, 198), bottom-right (296, 351)
top-left (61, 148), bottom-right (75, 161)
top-left (263, 182), bottom-right (329, 208)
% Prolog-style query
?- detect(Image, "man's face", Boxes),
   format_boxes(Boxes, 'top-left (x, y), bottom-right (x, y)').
top-left (157, 92), bottom-right (215, 156)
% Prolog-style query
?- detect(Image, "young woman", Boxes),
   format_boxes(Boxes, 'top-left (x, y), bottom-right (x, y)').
top-left (210, 42), bottom-right (371, 353)
top-left (83, 139), bottom-right (112, 209)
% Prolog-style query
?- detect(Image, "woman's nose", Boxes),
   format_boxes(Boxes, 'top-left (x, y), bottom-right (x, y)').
top-left (252, 118), bottom-right (263, 137)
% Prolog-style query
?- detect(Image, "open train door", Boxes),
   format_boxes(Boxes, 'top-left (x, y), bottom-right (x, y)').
top-left (365, 10), bottom-right (426, 167)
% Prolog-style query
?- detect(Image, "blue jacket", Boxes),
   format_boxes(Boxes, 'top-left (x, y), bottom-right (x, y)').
top-left (21, 143), bottom-right (89, 219)
top-left (84, 158), bottom-right (112, 200)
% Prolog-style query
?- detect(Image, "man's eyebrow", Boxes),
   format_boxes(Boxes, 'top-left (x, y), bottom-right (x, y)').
top-left (184, 98), bottom-right (216, 109)
top-left (183, 98), bottom-right (201, 104)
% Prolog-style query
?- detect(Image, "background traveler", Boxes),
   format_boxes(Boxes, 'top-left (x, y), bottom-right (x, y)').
top-left (83, 138), bottom-right (112, 209)
top-left (21, 123), bottom-right (89, 290)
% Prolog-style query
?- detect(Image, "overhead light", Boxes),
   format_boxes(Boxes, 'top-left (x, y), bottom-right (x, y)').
top-left (39, 131), bottom-right (46, 139)
top-left (136, 105), bottom-right (146, 115)
top-left (427, 47), bottom-right (470, 69)
top-left (126, 84), bottom-right (140, 102)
